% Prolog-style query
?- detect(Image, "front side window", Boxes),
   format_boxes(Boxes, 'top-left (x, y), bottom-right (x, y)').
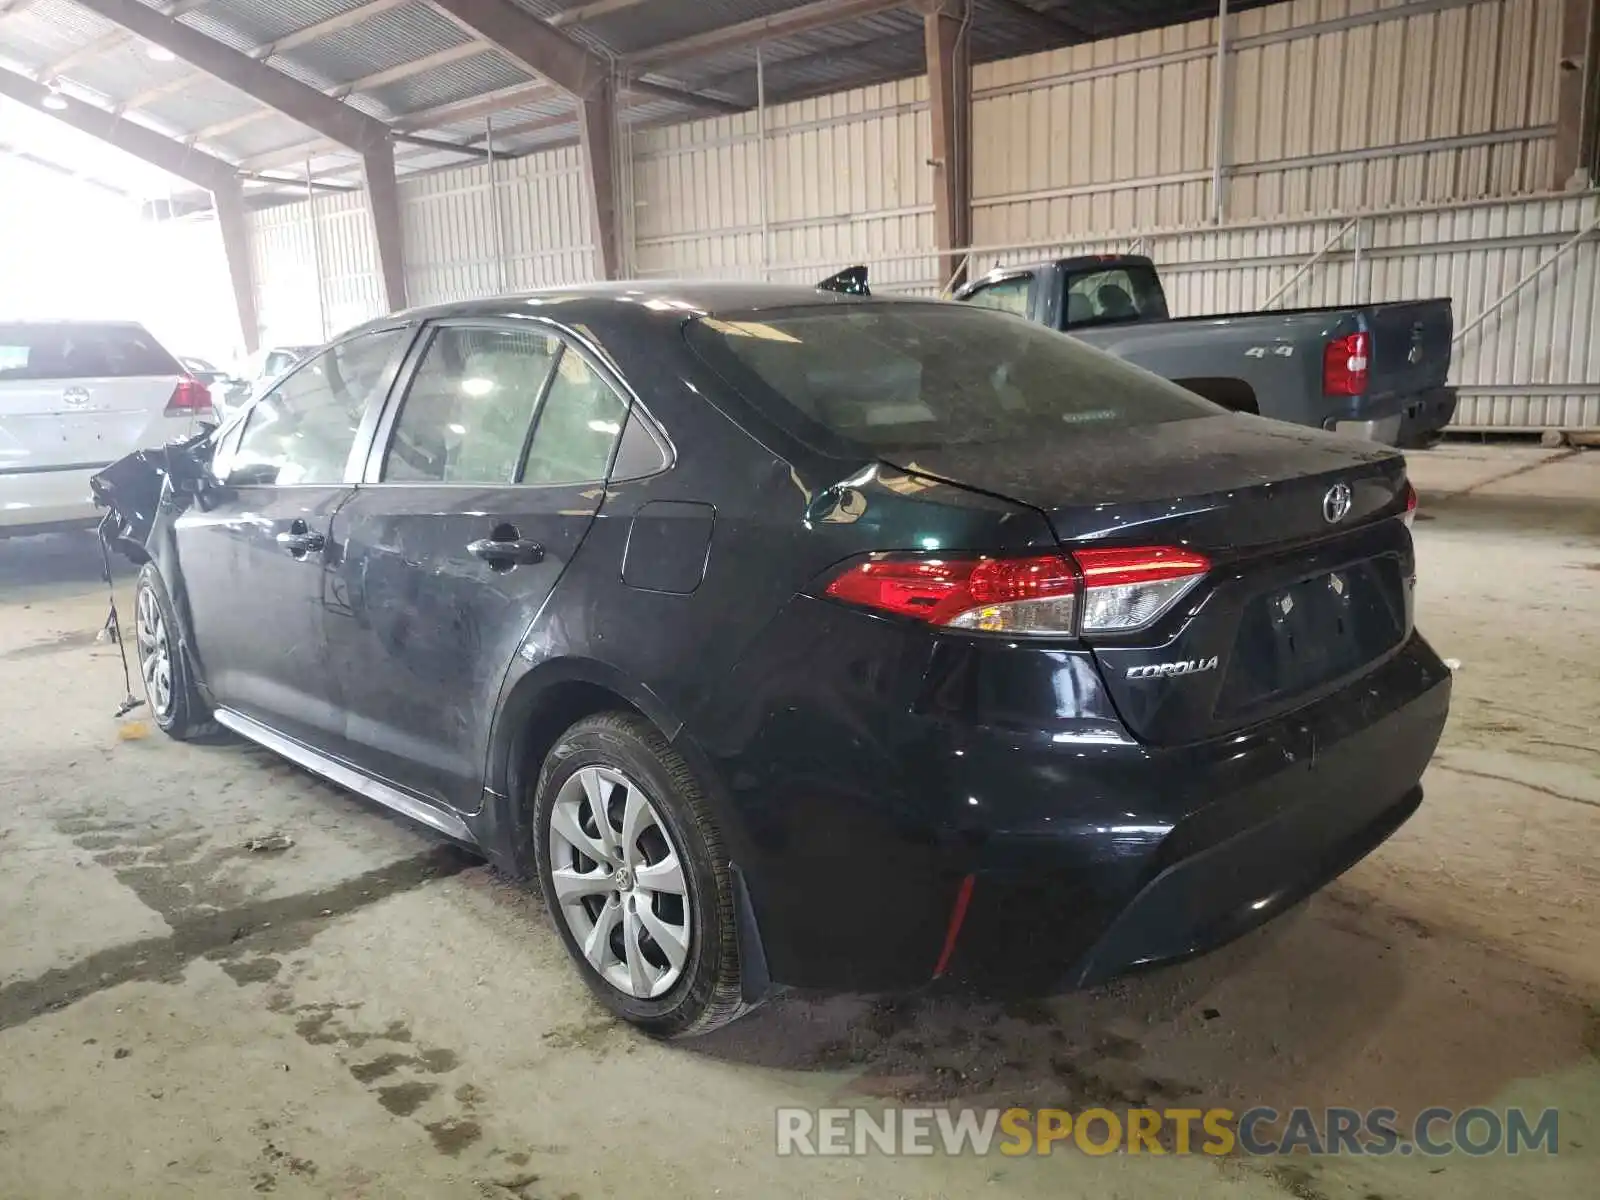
top-left (688, 303), bottom-right (1217, 452)
top-left (963, 275), bottom-right (1032, 317)
top-left (230, 329), bottom-right (405, 486)
top-left (383, 326), bottom-right (561, 484)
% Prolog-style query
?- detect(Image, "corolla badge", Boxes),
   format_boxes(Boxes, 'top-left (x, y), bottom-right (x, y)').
top-left (1322, 481), bottom-right (1353, 524)
top-left (1126, 656), bottom-right (1219, 680)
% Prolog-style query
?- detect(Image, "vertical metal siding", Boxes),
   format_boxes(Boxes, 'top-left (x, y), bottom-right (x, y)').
top-left (244, 0), bottom-right (1592, 428)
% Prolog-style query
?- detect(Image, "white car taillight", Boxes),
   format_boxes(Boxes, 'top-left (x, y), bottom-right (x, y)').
top-left (1073, 546), bottom-right (1211, 633)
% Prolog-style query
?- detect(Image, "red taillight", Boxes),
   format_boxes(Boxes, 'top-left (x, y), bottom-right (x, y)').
top-left (1323, 331), bottom-right (1370, 396)
top-left (1402, 479), bottom-right (1418, 529)
top-left (821, 546), bottom-right (1210, 636)
top-left (821, 553), bottom-right (1080, 632)
top-left (166, 377), bottom-right (213, 416)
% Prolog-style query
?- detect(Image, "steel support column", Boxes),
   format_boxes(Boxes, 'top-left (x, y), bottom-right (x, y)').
top-left (361, 143), bottom-right (409, 311)
top-left (1555, 0), bottom-right (1600, 186)
top-left (212, 180), bottom-right (261, 353)
top-left (0, 65), bottom-right (261, 351)
top-left (72, 0), bottom-right (407, 312)
top-left (923, 0), bottom-right (971, 287)
top-left (580, 76), bottom-right (622, 280)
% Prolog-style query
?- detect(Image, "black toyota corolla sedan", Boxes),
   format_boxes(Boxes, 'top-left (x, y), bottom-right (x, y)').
top-left (93, 283), bottom-right (1450, 1036)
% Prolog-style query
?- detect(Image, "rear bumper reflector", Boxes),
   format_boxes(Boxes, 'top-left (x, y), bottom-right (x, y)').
top-left (932, 873), bottom-right (976, 979)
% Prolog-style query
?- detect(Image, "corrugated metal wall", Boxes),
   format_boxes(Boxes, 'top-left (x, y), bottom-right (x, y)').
top-left (249, 144), bottom-right (593, 341)
top-left (246, 0), bottom-right (1597, 429)
top-left (631, 76), bottom-right (938, 291)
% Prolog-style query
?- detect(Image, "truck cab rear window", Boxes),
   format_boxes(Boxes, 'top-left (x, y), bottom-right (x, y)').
top-left (1063, 266), bottom-right (1169, 327)
top-left (0, 323), bottom-right (181, 381)
top-left (687, 303), bottom-right (1216, 452)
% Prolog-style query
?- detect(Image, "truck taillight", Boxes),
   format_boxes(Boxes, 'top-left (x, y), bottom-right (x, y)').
top-left (821, 547), bottom-right (1210, 636)
top-left (1402, 480), bottom-right (1418, 529)
top-left (1323, 331), bottom-right (1370, 396)
top-left (166, 378), bottom-right (213, 416)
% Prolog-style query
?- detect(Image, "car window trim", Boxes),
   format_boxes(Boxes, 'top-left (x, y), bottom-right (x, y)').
top-left (228, 321), bottom-right (420, 490)
top-left (358, 314), bottom-right (673, 488)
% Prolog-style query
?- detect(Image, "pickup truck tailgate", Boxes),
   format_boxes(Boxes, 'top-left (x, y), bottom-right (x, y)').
top-left (1365, 298), bottom-right (1453, 402)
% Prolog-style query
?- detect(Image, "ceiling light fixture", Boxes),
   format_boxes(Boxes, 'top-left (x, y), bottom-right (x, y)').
top-left (147, 44), bottom-right (176, 62)
top-left (41, 84), bottom-right (68, 110)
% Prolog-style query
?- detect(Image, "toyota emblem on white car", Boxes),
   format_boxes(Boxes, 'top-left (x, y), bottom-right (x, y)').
top-left (1323, 482), bottom-right (1353, 524)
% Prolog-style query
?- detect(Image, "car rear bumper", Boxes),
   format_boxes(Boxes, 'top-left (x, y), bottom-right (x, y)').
top-left (713, 623), bottom-right (1450, 994)
top-left (1321, 387), bottom-right (1456, 445)
top-left (0, 466), bottom-right (105, 535)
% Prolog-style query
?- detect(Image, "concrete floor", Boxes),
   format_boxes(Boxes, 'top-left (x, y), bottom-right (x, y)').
top-left (0, 444), bottom-right (1596, 1200)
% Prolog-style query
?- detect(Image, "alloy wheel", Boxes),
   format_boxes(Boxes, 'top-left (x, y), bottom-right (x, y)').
top-left (547, 766), bottom-right (691, 999)
top-left (135, 586), bottom-right (173, 718)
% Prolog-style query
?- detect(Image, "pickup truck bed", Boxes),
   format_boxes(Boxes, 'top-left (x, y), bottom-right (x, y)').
top-left (953, 255), bottom-right (1456, 445)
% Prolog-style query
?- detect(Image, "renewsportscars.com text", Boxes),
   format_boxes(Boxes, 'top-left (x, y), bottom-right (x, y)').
top-left (775, 1106), bottom-right (1560, 1157)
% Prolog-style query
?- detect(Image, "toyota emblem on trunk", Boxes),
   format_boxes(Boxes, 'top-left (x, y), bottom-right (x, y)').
top-left (1323, 482), bottom-right (1353, 524)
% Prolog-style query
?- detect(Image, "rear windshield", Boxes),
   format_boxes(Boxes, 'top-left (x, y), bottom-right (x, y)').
top-left (1063, 264), bottom-right (1169, 327)
top-left (0, 322), bottom-right (181, 381)
top-left (686, 302), bottom-right (1215, 451)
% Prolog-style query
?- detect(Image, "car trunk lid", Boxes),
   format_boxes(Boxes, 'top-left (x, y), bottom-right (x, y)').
top-left (882, 414), bottom-right (1415, 744)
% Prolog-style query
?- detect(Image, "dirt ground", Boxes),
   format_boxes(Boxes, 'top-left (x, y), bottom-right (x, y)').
top-left (0, 443), bottom-right (1595, 1200)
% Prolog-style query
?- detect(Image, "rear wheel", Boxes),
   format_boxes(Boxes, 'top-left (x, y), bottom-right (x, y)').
top-left (134, 565), bottom-right (216, 741)
top-left (532, 712), bottom-right (746, 1037)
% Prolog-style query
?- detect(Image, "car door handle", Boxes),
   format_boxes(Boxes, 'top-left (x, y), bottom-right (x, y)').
top-left (468, 536), bottom-right (545, 567)
top-left (276, 530), bottom-right (325, 556)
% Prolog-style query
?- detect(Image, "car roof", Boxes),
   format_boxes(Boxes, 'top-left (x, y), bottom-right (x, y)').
top-left (343, 280), bottom-right (932, 340)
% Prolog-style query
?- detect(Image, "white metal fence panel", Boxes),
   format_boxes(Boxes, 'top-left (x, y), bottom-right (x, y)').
top-left (630, 77), bottom-right (936, 288)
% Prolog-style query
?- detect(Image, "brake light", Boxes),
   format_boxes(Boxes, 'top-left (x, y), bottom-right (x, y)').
top-left (1323, 331), bottom-right (1369, 395)
top-left (821, 546), bottom-right (1210, 636)
top-left (166, 377), bottom-right (213, 416)
top-left (1402, 480), bottom-right (1418, 529)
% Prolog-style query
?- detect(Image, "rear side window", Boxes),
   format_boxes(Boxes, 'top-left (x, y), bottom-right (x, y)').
top-left (383, 326), bottom-right (561, 484)
top-left (1063, 266), bottom-right (1169, 327)
top-left (230, 329), bottom-right (405, 486)
top-left (521, 351), bottom-right (628, 485)
top-left (687, 303), bottom-right (1216, 452)
top-left (0, 323), bottom-right (181, 381)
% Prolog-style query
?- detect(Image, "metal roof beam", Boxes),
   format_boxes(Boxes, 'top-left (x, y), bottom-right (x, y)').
top-left (548, 0), bottom-right (658, 27)
top-left (979, 0), bottom-right (1095, 40)
top-left (71, 0), bottom-right (391, 151)
top-left (190, 42), bottom-right (487, 142)
top-left (427, 0), bottom-right (608, 95)
top-left (67, 0), bottom-right (408, 312)
top-left (623, 0), bottom-right (909, 69)
top-left (0, 63), bottom-right (261, 346)
top-left (120, 0), bottom-right (419, 111)
top-left (0, 64), bottom-right (233, 189)
top-left (44, 0), bottom-right (210, 77)
top-left (392, 80), bottom-right (562, 131)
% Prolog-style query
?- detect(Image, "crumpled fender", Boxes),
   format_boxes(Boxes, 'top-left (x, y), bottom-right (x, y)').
top-left (90, 429), bottom-right (213, 565)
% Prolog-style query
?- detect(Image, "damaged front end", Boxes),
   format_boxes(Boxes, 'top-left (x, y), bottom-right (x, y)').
top-left (90, 428), bottom-right (215, 565)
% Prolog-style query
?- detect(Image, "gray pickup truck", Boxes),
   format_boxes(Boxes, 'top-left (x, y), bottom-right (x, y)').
top-left (950, 255), bottom-right (1456, 445)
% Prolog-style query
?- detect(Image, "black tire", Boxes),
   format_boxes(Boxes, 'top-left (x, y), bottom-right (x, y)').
top-left (532, 712), bottom-right (746, 1038)
top-left (133, 564), bottom-right (218, 742)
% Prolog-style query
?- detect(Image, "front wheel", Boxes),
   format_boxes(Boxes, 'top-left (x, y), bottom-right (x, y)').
top-left (134, 565), bottom-right (216, 741)
top-left (532, 712), bottom-right (747, 1037)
